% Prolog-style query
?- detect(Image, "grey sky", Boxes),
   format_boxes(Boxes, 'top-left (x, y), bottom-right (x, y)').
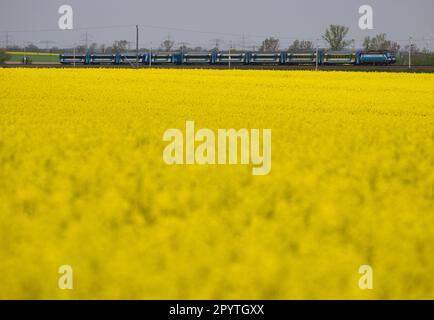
top-left (1, 0), bottom-right (433, 49)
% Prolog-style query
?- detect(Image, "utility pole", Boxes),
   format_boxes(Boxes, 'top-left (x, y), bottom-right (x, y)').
top-left (179, 42), bottom-right (189, 53)
top-left (23, 41), bottom-right (30, 64)
top-left (5, 31), bottom-right (9, 50)
top-left (408, 36), bottom-right (412, 69)
top-left (211, 39), bottom-right (221, 51)
top-left (136, 25), bottom-right (139, 68)
top-left (315, 38), bottom-right (319, 71)
top-left (73, 44), bottom-right (76, 67)
top-left (149, 42), bottom-right (152, 68)
top-left (80, 31), bottom-right (93, 53)
top-left (228, 40), bottom-right (232, 69)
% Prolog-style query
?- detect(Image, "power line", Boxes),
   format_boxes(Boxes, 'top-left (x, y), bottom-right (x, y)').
top-left (3, 22), bottom-right (433, 43)
top-left (136, 25), bottom-right (139, 68)
top-left (1, 24), bottom-right (136, 33)
top-left (2, 23), bottom-right (434, 52)
top-left (40, 40), bottom-right (55, 50)
top-left (80, 31), bottom-right (93, 50)
top-left (1, 31), bottom-right (13, 49)
top-left (4, 24), bottom-right (434, 41)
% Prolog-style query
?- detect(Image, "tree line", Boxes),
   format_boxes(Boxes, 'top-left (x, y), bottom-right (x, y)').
top-left (1, 24), bottom-right (433, 65)
top-left (259, 25), bottom-right (403, 52)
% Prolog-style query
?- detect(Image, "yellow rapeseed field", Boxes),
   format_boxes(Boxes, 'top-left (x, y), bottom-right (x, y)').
top-left (6, 51), bottom-right (59, 56)
top-left (0, 68), bottom-right (434, 299)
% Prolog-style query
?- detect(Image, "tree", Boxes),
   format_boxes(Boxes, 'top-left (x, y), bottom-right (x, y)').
top-left (89, 42), bottom-right (98, 53)
top-left (178, 42), bottom-right (190, 53)
top-left (259, 37), bottom-right (280, 52)
top-left (389, 41), bottom-right (401, 53)
top-left (0, 50), bottom-right (10, 64)
top-left (322, 25), bottom-right (353, 50)
top-left (76, 45), bottom-right (87, 54)
top-left (49, 46), bottom-right (60, 53)
top-left (7, 45), bottom-right (21, 51)
top-left (111, 40), bottom-right (128, 53)
top-left (404, 43), bottom-right (420, 54)
top-left (363, 36), bottom-right (374, 50)
top-left (364, 34), bottom-right (400, 52)
top-left (363, 33), bottom-right (399, 51)
top-left (100, 44), bottom-right (106, 53)
top-left (25, 43), bottom-right (39, 52)
top-left (288, 40), bottom-right (313, 52)
top-left (210, 39), bottom-right (222, 52)
top-left (161, 38), bottom-right (175, 52)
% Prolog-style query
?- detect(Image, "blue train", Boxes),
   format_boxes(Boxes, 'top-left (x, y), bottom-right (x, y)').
top-left (60, 50), bottom-right (396, 66)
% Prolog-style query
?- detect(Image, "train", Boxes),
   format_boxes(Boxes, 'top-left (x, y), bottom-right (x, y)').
top-left (60, 50), bottom-right (397, 66)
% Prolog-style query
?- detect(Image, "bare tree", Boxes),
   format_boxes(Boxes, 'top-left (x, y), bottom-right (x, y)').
top-left (404, 43), bottom-right (420, 54)
top-left (111, 40), bottom-right (128, 53)
top-left (210, 39), bottom-right (222, 52)
top-left (76, 45), bottom-right (87, 54)
top-left (322, 25), bottom-right (353, 50)
top-left (389, 41), bottom-right (401, 53)
top-left (363, 34), bottom-right (400, 52)
top-left (288, 40), bottom-right (313, 52)
top-left (25, 43), bottom-right (39, 52)
top-left (161, 37), bottom-right (175, 52)
top-left (89, 42), bottom-right (98, 53)
top-left (259, 37), bottom-right (280, 52)
top-left (178, 42), bottom-right (190, 53)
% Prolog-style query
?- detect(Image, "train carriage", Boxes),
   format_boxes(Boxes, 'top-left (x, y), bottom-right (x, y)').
top-left (285, 52), bottom-right (321, 65)
top-left (173, 53), bottom-right (215, 64)
top-left (90, 54), bottom-right (117, 64)
top-left (214, 53), bottom-right (247, 65)
top-left (141, 53), bottom-right (175, 64)
top-left (323, 51), bottom-right (357, 65)
top-left (248, 53), bottom-right (282, 64)
top-left (358, 51), bottom-right (396, 65)
top-left (60, 54), bottom-right (88, 64)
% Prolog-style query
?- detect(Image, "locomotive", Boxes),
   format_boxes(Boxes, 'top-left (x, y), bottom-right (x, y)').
top-left (60, 50), bottom-right (396, 66)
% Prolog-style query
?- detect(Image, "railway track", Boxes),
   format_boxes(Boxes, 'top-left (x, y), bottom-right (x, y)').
top-left (3, 62), bottom-right (434, 73)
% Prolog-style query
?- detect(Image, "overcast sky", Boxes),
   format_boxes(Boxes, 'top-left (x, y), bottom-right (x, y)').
top-left (1, 0), bottom-right (433, 49)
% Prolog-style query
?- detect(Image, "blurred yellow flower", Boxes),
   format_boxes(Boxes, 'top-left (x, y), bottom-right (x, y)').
top-left (0, 68), bottom-right (433, 299)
